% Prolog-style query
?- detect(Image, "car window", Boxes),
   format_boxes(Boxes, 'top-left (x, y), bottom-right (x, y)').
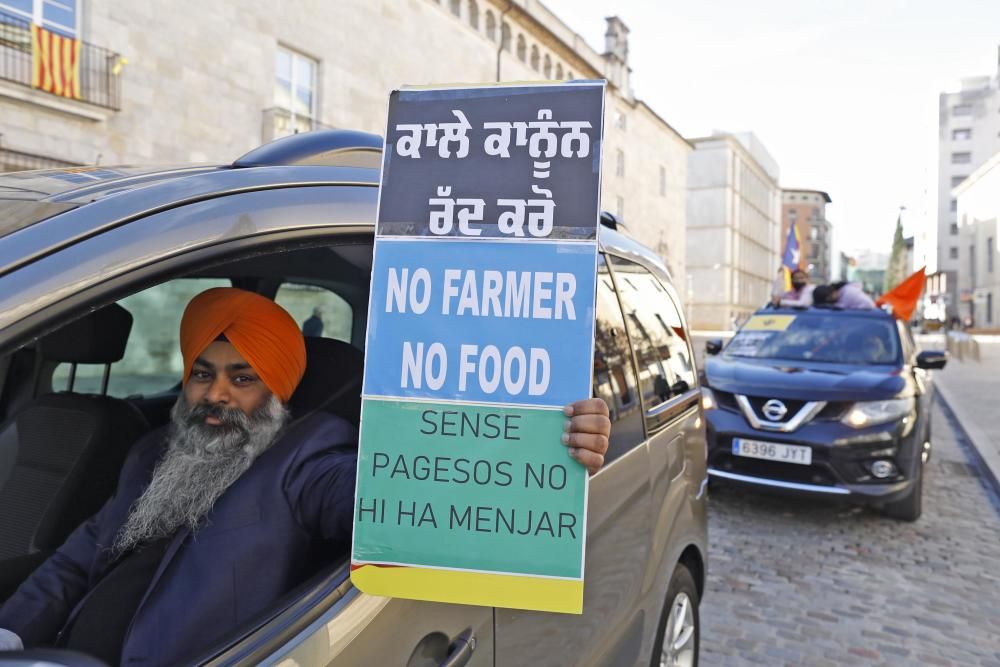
top-left (274, 282), bottom-right (353, 343)
top-left (725, 313), bottom-right (901, 365)
top-left (593, 255), bottom-right (645, 463)
top-left (608, 256), bottom-right (696, 424)
top-left (53, 278), bottom-right (230, 397)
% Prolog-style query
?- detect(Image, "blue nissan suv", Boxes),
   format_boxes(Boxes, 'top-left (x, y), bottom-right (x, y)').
top-left (701, 306), bottom-right (947, 521)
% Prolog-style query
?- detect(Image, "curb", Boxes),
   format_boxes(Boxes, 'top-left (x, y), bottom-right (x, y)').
top-left (934, 377), bottom-right (1000, 492)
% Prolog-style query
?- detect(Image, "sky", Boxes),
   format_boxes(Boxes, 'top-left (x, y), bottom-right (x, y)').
top-left (542, 0), bottom-right (1000, 261)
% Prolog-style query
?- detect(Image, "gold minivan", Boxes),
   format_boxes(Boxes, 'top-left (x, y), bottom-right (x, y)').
top-left (0, 131), bottom-right (708, 667)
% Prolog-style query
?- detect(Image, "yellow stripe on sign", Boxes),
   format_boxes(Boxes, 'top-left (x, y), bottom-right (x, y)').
top-left (742, 314), bottom-right (796, 331)
top-left (351, 564), bottom-right (584, 614)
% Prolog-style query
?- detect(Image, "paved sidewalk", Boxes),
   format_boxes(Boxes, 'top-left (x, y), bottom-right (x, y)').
top-left (918, 335), bottom-right (1000, 489)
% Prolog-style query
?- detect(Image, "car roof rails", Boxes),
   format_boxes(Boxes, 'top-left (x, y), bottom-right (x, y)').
top-left (233, 129), bottom-right (384, 169)
top-left (600, 211), bottom-right (628, 232)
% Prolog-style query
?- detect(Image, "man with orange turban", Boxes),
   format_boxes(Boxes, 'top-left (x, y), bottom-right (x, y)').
top-left (0, 288), bottom-right (611, 665)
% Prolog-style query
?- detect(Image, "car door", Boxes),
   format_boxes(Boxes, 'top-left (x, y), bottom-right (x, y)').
top-left (0, 183), bottom-right (494, 667)
top-left (495, 253), bottom-right (654, 667)
top-left (605, 255), bottom-right (703, 661)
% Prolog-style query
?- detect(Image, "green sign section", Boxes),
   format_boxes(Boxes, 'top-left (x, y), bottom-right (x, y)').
top-left (353, 398), bottom-right (586, 579)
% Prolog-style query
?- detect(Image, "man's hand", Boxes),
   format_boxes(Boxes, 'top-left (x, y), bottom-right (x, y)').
top-left (561, 398), bottom-right (611, 475)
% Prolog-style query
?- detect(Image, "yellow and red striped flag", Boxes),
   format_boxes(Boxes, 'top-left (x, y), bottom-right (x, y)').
top-left (31, 24), bottom-right (81, 100)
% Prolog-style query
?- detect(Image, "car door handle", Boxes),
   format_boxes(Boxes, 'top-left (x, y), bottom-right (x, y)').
top-left (439, 628), bottom-right (476, 667)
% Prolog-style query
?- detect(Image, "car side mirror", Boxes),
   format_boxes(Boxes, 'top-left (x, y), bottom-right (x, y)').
top-left (705, 339), bottom-right (723, 356)
top-left (916, 350), bottom-right (948, 370)
top-left (0, 650), bottom-right (109, 667)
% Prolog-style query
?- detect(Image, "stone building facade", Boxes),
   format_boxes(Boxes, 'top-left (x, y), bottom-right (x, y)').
top-left (0, 0), bottom-right (689, 279)
top-left (780, 188), bottom-right (833, 283)
top-left (685, 132), bottom-right (781, 330)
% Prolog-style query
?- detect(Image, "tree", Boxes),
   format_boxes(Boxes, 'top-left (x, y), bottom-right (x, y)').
top-left (883, 212), bottom-right (908, 293)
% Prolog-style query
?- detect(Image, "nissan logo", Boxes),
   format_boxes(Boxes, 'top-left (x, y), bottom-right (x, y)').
top-left (762, 399), bottom-right (788, 421)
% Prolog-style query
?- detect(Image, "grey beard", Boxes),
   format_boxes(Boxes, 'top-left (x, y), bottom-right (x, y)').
top-left (112, 394), bottom-right (289, 557)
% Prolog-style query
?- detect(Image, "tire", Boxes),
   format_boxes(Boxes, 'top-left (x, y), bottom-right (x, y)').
top-left (882, 463), bottom-right (923, 522)
top-left (652, 563), bottom-right (700, 667)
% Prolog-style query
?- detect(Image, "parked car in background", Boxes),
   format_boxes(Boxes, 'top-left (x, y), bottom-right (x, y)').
top-left (702, 306), bottom-right (947, 521)
top-left (0, 130), bottom-right (707, 667)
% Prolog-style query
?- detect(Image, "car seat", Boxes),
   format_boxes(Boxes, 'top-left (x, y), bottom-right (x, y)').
top-left (0, 304), bottom-right (149, 600)
top-left (287, 337), bottom-right (364, 427)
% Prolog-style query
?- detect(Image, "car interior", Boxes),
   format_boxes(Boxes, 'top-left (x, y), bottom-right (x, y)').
top-left (0, 237), bottom-right (374, 646)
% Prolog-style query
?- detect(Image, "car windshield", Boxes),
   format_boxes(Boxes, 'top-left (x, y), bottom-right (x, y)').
top-left (725, 312), bottom-right (900, 365)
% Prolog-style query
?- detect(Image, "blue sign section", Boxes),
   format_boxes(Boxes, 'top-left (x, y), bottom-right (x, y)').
top-left (363, 238), bottom-right (597, 408)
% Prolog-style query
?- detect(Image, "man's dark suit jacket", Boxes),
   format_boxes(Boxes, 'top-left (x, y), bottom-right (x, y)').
top-left (0, 412), bottom-right (358, 666)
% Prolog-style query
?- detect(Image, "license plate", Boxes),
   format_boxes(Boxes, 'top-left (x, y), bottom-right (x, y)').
top-left (732, 438), bottom-right (812, 465)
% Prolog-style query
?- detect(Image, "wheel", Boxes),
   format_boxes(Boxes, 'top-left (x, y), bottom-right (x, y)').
top-left (653, 563), bottom-right (699, 667)
top-left (882, 463), bottom-right (923, 522)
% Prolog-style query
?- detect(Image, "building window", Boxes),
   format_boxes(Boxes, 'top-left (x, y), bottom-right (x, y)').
top-left (543, 54), bottom-right (552, 78)
top-left (530, 44), bottom-right (540, 71)
top-left (449, 0), bottom-right (460, 17)
top-left (952, 152), bottom-right (972, 164)
top-left (989, 237), bottom-right (995, 273)
top-left (811, 206), bottom-right (820, 220)
top-left (950, 222), bottom-right (959, 235)
top-left (567, 70), bottom-right (574, 79)
top-left (467, 0), bottom-right (478, 28)
top-left (810, 225), bottom-right (819, 241)
top-left (988, 293), bottom-right (994, 324)
top-left (788, 208), bottom-right (798, 220)
top-left (952, 104), bottom-right (973, 116)
top-left (952, 128), bottom-right (972, 140)
top-left (555, 63), bottom-right (563, 79)
top-left (950, 198), bottom-right (957, 212)
top-left (614, 110), bottom-right (627, 130)
top-left (949, 247), bottom-right (959, 259)
top-left (0, 0), bottom-right (78, 37)
top-left (516, 34), bottom-right (526, 62)
top-left (616, 196), bottom-right (624, 219)
top-left (659, 165), bottom-right (666, 197)
top-left (951, 175), bottom-right (967, 187)
top-left (971, 244), bottom-right (976, 282)
top-left (274, 46), bottom-right (318, 137)
top-left (501, 23), bottom-right (511, 51)
top-left (484, 10), bottom-right (496, 41)
top-left (615, 149), bottom-right (625, 177)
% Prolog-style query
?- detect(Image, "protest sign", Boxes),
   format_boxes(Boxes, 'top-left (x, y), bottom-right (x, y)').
top-left (351, 81), bottom-right (605, 614)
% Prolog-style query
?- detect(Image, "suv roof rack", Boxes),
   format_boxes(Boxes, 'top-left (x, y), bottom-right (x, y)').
top-left (233, 129), bottom-right (384, 169)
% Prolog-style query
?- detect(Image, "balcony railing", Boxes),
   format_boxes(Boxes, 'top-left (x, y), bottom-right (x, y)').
top-left (0, 9), bottom-right (121, 110)
top-left (262, 107), bottom-right (335, 143)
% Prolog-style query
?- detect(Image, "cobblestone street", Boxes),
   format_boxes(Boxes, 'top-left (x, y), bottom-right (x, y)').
top-left (700, 398), bottom-right (1000, 666)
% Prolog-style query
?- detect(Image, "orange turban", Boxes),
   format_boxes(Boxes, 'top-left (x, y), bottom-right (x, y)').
top-left (180, 288), bottom-right (306, 403)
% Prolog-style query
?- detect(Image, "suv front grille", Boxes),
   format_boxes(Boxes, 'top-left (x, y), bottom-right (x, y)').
top-left (745, 396), bottom-right (806, 424)
top-left (815, 401), bottom-right (851, 421)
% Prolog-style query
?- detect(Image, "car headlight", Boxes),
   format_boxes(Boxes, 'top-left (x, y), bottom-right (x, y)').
top-left (841, 398), bottom-right (914, 428)
top-left (701, 386), bottom-right (717, 411)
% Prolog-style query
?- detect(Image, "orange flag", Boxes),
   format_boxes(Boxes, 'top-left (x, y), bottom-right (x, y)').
top-left (877, 267), bottom-right (926, 321)
top-left (31, 24), bottom-right (81, 100)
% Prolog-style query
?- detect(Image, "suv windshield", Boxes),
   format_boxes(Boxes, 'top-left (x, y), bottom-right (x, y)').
top-left (725, 312), bottom-right (901, 365)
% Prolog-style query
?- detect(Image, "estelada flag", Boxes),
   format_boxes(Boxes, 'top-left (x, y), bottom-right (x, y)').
top-left (778, 221), bottom-right (802, 291)
top-left (31, 24), bottom-right (81, 100)
top-left (877, 267), bottom-right (926, 321)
